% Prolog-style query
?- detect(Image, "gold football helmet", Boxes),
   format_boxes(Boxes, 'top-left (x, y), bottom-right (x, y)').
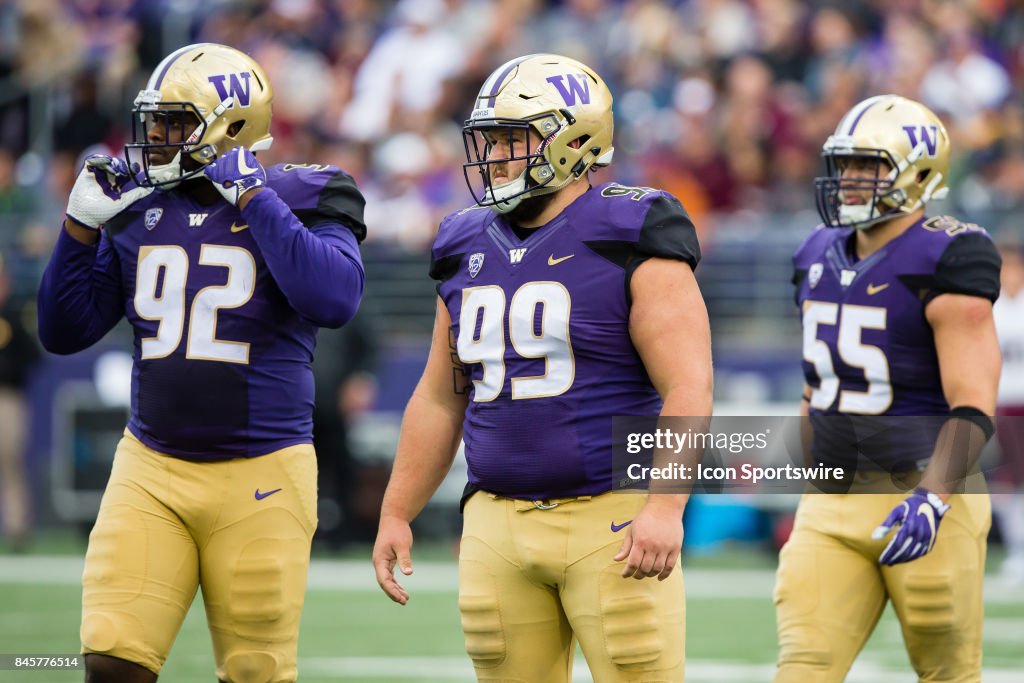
top-left (815, 94), bottom-right (950, 230)
top-left (127, 43), bottom-right (274, 188)
top-left (463, 53), bottom-right (614, 213)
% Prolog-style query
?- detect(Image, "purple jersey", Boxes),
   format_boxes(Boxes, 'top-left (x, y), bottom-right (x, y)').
top-left (793, 215), bottom-right (1000, 467)
top-left (431, 183), bottom-right (700, 498)
top-left (39, 164), bottom-right (366, 460)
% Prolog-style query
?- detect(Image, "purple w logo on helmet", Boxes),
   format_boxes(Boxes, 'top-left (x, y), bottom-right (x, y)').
top-left (546, 73), bottom-right (591, 107)
top-left (207, 73), bottom-right (252, 107)
top-left (902, 125), bottom-right (939, 156)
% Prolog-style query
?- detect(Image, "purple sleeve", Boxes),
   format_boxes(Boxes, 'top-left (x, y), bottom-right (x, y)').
top-left (241, 188), bottom-right (364, 328)
top-left (37, 227), bottom-right (124, 354)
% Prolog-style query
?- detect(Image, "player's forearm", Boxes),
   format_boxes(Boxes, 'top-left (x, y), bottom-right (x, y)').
top-left (923, 295), bottom-right (1000, 498)
top-left (647, 385), bottom-right (712, 512)
top-left (379, 391), bottom-right (465, 523)
top-left (37, 227), bottom-right (123, 354)
top-left (242, 189), bottom-right (365, 327)
top-left (919, 417), bottom-right (989, 500)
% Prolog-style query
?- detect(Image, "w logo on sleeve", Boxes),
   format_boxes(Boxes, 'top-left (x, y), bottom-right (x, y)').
top-left (207, 72), bottom-right (252, 107)
top-left (902, 125), bottom-right (939, 156)
top-left (546, 74), bottom-right (591, 106)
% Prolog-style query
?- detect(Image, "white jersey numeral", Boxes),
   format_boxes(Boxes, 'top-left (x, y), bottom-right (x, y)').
top-left (803, 301), bottom-right (892, 414)
top-left (458, 282), bottom-right (575, 402)
top-left (135, 245), bottom-right (256, 364)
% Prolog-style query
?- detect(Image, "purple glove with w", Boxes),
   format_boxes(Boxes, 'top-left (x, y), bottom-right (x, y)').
top-left (872, 487), bottom-right (950, 566)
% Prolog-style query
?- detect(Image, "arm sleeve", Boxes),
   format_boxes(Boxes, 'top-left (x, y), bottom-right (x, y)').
top-left (37, 227), bottom-right (125, 354)
top-left (241, 188), bottom-right (365, 328)
top-left (925, 232), bottom-right (1002, 305)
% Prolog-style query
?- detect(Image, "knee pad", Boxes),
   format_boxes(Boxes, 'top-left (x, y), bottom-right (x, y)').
top-left (458, 560), bottom-right (506, 668)
top-left (598, 575), bottom-right (662, 670)
top-left (901, 576), bottom-right (955, 634)
top-left (776, 622), bottom-right (835, 675)
top-left (228, 552), bottom-right (286, 637)
top-left (224, 651), bottom-right (279, 683)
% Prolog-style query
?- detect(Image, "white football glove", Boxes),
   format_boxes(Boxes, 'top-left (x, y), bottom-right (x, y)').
top-left (203, 146), bottom-right (267, 206)
top-left (66, 155), bottom-right (153, 230)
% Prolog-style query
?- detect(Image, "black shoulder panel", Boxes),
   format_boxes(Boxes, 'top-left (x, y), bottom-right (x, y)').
top-left (926, 232), bottom-right (1001, 304)
top-left (430, 253), bottom-right (464, 283)
top-left (103, 210), bottom-right (142, 238)
top-left (636, 195), bottom-right (701, 270)
top-left (294, 171), bottom-right (367, 242)
top-left (582, 239), bottom-right (635, 270)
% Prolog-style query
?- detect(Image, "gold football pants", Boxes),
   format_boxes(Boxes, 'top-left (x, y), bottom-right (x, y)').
top-left (774, 486), bottom-right (990, 682)
top-left (459, 491), bottom-right (685, 682)
top-left (80, 432), bottom-right (317, 682)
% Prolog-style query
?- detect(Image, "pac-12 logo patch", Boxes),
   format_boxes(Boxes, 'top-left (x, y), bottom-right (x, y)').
top-left (144, 208), bottom-right (163, 231)
top-left (468, 252), bottom-right (485, 279)
top-left (808, 263), bottom-right (823, 289)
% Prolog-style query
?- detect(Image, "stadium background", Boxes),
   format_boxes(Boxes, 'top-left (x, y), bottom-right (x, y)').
top-left (0, 0), bottom-right (1022, 680)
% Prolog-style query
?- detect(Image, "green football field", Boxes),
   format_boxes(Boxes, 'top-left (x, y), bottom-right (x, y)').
top-left (1, 546), bottom-right (1022, 682)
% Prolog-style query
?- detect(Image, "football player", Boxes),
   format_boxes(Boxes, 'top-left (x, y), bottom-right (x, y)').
top-left (776, 95), bottom-right (1001, 682)
top-left (372, 54), bottom-right (712, 682)
top-left (37, 43), bottom-right (366, 683)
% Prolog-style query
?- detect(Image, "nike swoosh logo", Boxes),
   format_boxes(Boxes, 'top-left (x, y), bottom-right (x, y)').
top-left (610, 520), bottom-right (632, 532)
top-left (230, 222), bottom-right (249, 233)
top-left (917, 503), bottom-right (936, 548)
top-left (254, 488), bottom-right (283, 500)
top-left (238, 152), bottom-right (260, 175)
top-left (866, 282), bottom-right (889, 295)
top-left (548, 254), bottom-right (574, 266)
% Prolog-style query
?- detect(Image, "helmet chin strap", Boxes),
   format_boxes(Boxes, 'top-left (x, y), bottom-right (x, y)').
top-left (484, 160), bottom-right (570, 214)
top-left (146, 150), bottom-right (211, 189)
top-left (147, 151), bottom-right (185, 188)
top-left (839, 203), bottom-right (879, 230)
top-left (484, 175), bottom-right (527, 213)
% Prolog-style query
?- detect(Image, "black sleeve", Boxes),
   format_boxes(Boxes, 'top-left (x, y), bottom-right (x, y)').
top-left (295, 171), bottom-right (367, 242)
top-left (925, 233), bottom-right (1002, 304)
top-left (634, 194), bottom-right (701, 270)
top-left (792, 268), bottom-right (808, 307)
top-left (429, 253), bottom-right (463, 283)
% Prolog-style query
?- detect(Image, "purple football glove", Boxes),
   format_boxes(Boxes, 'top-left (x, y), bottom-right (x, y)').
top-left (66, 155), bottom-right (151, 229)
top-left (872, 487), bottom-right (950, 566)
top-left (203, 146), bottom-right (266, 205)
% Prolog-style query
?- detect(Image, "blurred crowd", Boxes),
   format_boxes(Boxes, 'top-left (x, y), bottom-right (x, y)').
top-left (1, 0), bottom-right (1023, 550)
top-left (0, 0), bottom-right (1021, 285)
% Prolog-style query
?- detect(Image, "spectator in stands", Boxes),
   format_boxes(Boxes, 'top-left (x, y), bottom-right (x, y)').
top-left (312, 312), bottom-right (379, 548)
top-left (0, 251), bottom-right (40, 551)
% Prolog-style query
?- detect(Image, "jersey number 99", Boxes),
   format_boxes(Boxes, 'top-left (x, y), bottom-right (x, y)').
top-left (458, 282), bottom-right (575, 402)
